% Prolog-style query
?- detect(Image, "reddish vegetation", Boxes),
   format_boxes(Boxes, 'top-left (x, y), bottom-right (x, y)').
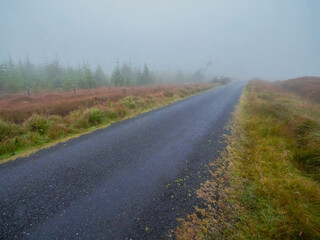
top-left (0, 84), bottom-right (210, 123)
top-left (276, 76), bottom-right (320, 103)
top-left (0, 83), bottom-right (215, 159)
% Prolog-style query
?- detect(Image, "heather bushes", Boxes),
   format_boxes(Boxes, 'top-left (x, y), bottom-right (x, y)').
top-left (0, 83), bottom-right (216, 160)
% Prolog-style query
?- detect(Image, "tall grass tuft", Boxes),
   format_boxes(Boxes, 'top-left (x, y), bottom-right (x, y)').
top-left (87, 108), bottom-right (105, 125)
top-left (26, 114), bottom-right (50, 134)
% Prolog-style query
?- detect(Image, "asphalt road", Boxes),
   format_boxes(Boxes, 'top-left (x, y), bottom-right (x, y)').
top-left (0, 82), bottom-right (244, 240)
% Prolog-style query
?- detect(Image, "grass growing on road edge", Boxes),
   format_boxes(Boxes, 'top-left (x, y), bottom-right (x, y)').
top-left (174, 80), bottom-right (320, 239)
top-left (0, 83), bottom-right (218, 163)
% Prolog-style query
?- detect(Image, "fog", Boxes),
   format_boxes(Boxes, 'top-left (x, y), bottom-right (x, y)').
top-left (1, 0), bottom-right (319, 80)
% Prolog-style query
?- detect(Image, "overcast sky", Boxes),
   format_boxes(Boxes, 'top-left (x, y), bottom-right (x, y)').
top-left (1, 0), bottom-right (319, 80)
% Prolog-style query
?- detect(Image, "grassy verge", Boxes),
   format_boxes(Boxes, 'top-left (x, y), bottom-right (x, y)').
top-left (175, 80), bottom-right (320, 239)
top-left (0, 83), bottom-right (218, 163)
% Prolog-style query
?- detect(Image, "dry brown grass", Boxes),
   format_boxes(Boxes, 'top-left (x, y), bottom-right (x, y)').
top-left (276, 76), bottom-right (320, 103)
top-left (0, 84), bottom-right (210, 123)
top-left (0, 83), bottom-right (216, 161)
top-left (175, 151), bottom-right (236, 240)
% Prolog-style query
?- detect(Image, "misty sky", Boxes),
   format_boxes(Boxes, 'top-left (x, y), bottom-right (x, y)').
top-left (1, 0), bottom-right (319, 80)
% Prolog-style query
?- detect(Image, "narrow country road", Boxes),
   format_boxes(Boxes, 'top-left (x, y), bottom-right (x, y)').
top-left (0, 82), bottom-right (244, 240)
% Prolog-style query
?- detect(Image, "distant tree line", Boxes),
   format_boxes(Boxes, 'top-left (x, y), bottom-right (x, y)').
top-left (0, 58), bottom-right (158, 93)
top-left (0, 57), bottom-right (215, 93)
top-left (110, 62), bottom-right (155, 87)
top-left (0, 58), bottom-right (106, 93)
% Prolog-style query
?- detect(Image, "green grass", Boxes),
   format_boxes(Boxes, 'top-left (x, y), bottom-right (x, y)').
top-left (175, 80), bottom-right (320, 239)
top-left (230, 81), bottom-right (320, 239)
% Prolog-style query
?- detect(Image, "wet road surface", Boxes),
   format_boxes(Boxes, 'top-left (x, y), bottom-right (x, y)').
top-left (0, 82), bottom-right (244, 239)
